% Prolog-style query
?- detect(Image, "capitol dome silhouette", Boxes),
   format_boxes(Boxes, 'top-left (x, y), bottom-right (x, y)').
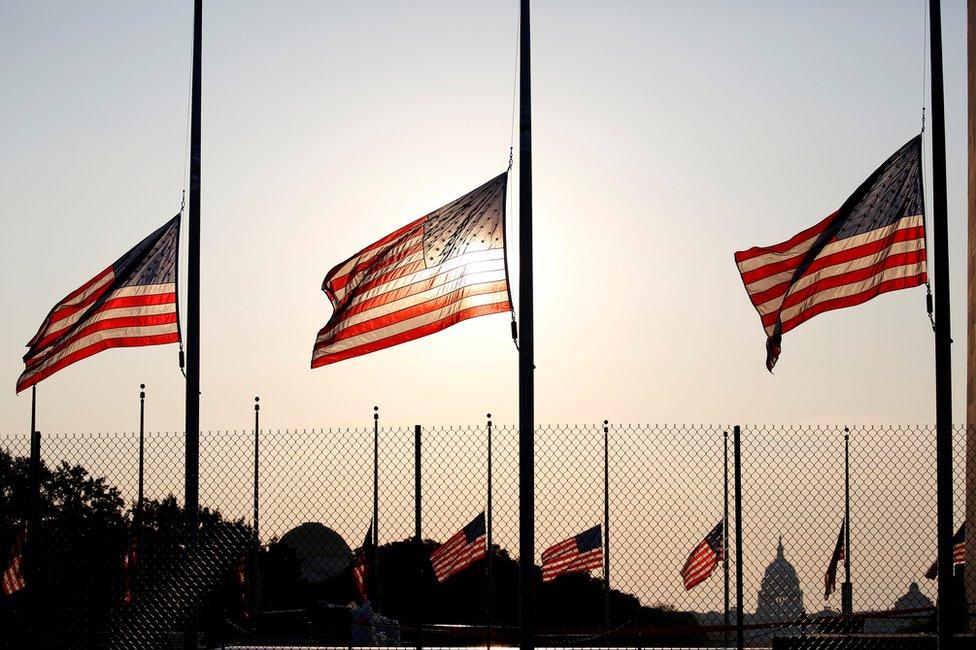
top-left (755, 536), bottom-right (806, 623)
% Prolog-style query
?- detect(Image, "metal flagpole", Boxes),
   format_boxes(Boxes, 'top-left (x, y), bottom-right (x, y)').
top-left (252, 396), bottom-right (260, 618)
top-left (372, 405), bottom-right (380, 610)
top-left (138, 385), bottom-right (146, 526)
top-left (517, 1), bottom-right (535, 649)
top-left (733, 425), bottom-right (743, 650)
top-left (28, 385), bottom-right (39, 650)
top-left (842, 428), bottom-right (852, 616)
top-left (927, 1), bottom-right (955, 645)
top-left (603, 420), bottom-right (610, 635)
top-left (184, 1), bottom-right (202, 646)
top-left (414, 425), bottom-right (422, 543)
top-left (487, 413), bottom-right (494, 650)
top-left (724, 431), bottom-right (730, 650)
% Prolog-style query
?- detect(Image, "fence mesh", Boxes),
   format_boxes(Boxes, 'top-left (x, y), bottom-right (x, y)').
top-left (0, 423), bottom-right (969, 648)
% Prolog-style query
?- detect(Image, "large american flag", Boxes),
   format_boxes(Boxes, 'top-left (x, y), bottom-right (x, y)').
top-left (542, 525), bottom-right (603, 582)
top-left (430, 512), bottom-right (486, 583)
top-left (823, 520), bottom-right (846, 599)
top-left (17, 215), bottom-right (181, 392)
top-left (2, 526), bottom-right (26, 596)
top-left (734, 136), bottom-right (925, 371)
top-left (311, 174), bottom-right (511, 367)
top-left (925, 522), bottom-right (965, 579)
top-left (352, 523), bottom-right (373, 601)
top-left (680, 520), bottom-right (724, 590)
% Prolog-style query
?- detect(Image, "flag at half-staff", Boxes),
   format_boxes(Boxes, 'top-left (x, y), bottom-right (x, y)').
top-left (734, 136), bottom-right (925, 371)
top-left (542, 525), bottom-right (603, 582)
top-left (925, 522), bottom-right (965, 579)
top-left (352, 523), bottom-right (374, 600)
top-left (823, 520), bottom-right (846, 599)
top-left (17, 215), bottom-right (182, 392)
top-left (680, 520), bottom-right (724, 590)
top-left (121, 536), bottom-right (139, 605)
top-left (311, 174), bottom-right (511, 367)
top-left (2, 525), bottom-right (26, 596)
top-left (430, 512), bottom-right (486, 583)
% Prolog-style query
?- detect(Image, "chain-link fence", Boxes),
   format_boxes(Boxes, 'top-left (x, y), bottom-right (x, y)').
top-left (0, 423), bottom-right (969, 649)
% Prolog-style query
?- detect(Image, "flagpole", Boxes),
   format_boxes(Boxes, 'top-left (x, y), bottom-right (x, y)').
top-left (603, 420), bottom-right (610, 634)
top-left (138, 384), bottom-right (146, 543)
top-left (252, 396), bottom-right (260, 619)
top-left (517, 1), bottom-right (535, 649)
top-left (842, 428), bottom-right (852, 616)
top-left (723, 431), bottom-right (730, 650)
top-left (28, 385), bottom-right (39, 650)
top-left (184, 0), bottom-right (202, 647)
top-left (486, 413), bottom-right (494, 650)
top-left (927, 1), bottom-right (955, 645)
top-left (372, 405), bottom-right (381, 610)
top-left (733, 425), bottom-right (743, 650)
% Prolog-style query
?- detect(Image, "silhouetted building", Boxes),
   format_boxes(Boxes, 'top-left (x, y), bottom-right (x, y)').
top-left (756, 536), bottom-right (806, 624)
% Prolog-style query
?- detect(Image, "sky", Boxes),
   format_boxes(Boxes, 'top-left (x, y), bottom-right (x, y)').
top-left (0, 0), bottom-right (969, 615)
top-left (1, 0), bottom-right (969, 434)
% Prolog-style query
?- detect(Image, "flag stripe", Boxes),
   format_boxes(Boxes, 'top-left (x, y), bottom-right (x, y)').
top-left (541, 526), bottom-right (604, 582)
top-left (430, 514), bottom-right (487, 583)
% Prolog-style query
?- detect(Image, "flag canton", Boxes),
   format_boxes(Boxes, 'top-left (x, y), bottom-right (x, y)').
top-left (422, 174), bottom-right (506, 268)
top-left (704, 521), bottom-right (724, 553)
top-left (832, 136), bottom-right (922, 241)
top-left (463, 513), bottom-right (486, 543)
top-left (115, 216), bottom-right (180, 287)
top-left (575, 525), bottom-right (602, 553)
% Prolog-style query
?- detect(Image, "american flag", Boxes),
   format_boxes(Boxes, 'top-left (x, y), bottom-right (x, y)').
top-left (17, 215), bottom-right (181, 392)
top-left (824, 520), bottom-right (846, 599)
top-left (680, 520), bottom-right (724, 590)
top-left (734, 136), bottom-right (925, 371)
top-left (121, 537), bottom-right (139, 605)
top-left (2, 526), bottom-right (26, 596)
top-left (925, 522), bottom-right (965, 579)
top-left (352, 523), bottom-right (373, 601)
top-left (234, 555), bottom-right (250, 619)
top-left (311, 174), bottom-right (511, 367)
top-left (430, 512), bottom-right (486, 583)
top-left (542, 525), bottom-right (603, 582)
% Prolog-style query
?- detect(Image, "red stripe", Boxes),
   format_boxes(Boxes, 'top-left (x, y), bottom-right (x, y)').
top-left (340, 260), bottom-right (505, 321)
top-left (779, 273), bottom-right (926, 336)
top-left (26, 268), bottom-right (115, 348)
top-left (30, 292), bottom-right (176, 352)
top-left (322, 281), bottom-right (510, 345)
top-left (733, 212), bottom-right (835, 264)
top-left (311, 302), bottom-right (509, 367)
top-left (763, 249), bottom-right (926, 329)
top-left (746, 227), bottom-right (925, 308)
top-left (17, 331), bottom-right (179, 392)
top-left (326, 222), bottom-right (425, 294)
top-left (26, 310), bottom-right (178, 368)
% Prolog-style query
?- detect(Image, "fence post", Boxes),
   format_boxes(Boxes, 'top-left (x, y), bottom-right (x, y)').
top-left (252, 397), bottom-right (260, 619)
top-left (724, 430), bottom-right (730, 650)
top-left (733, 425), bottom-right (743, 650)
top-left (487, 413), bottom-right (494, 650)
top-left (603, 419), bottom-right (610, 637)
top-left (415, 425), bottom-right (422, 543)
top-left (29, 427), bottom-right (41, 650)
top-left (842, 428), bottom-right (853, 617)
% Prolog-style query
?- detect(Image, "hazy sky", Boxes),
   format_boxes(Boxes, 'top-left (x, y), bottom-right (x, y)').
top-left (0, 0), bottom-right (970, 435)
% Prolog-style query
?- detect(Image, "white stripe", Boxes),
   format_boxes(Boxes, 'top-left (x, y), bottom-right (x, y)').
top-left (776, 263), bottom-right (924, 325)
top-left (736, 231), bottom-right (822, 274)
top-left (23, 322), bottom-right (179, 378)
top-left (330, 232), bottom-right (425, 302)
top-left (313, 289), bottom-right (509, 359)
top-left (40, 287), bottom-right (177, 342)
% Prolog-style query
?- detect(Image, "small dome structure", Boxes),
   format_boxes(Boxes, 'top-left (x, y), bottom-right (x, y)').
top-left (755, 536), bottom-right (806, 623)
top-left (280, 522), bottom-right (353, 583)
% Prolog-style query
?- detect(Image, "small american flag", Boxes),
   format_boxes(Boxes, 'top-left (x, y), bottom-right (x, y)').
top-left (2, 526), bottom-right (26, 596)
top-left (430, 513), bottom-right (486, 583)
top-left (734, 136), bottom-right (925, 371)
top-left (680, 520), bottom-right (724, 590)
top-left (17, 215), bottom-right (181, 392)
top-left (311, 174), bottom-right (511, 367)
top-left (542, 525), bottom-right (603, 582)
top-left (352, 523), bottom-right (373, 601)
top-left (824, 520), bottom-right (846, 599)
top-left (925, 522), bottom-right (965, 579)
top-left (121, 537), bottom-right (139, 605)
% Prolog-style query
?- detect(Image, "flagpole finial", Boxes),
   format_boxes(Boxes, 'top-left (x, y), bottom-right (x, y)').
top-left (140, 384), bottom-right (145, 399)
top-left (254, 396), bottom-right (260, 412)
top-left (373, 405), bottom-right (379, 419)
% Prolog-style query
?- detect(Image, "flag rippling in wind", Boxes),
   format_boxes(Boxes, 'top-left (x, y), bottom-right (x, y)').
top-left (542, 525), bottom-right (603, 582)
top-left (430, 513), bottom-right (486, 583)
top-left (17, 215), bottom-right (181, 392)
top-left (734, 136), bottom-right (926, 371)
top-left (925, 523), bottom-right (965, 579)
top-left (2, 526), bottom-right (26, 596)
top-left (311, 174), bottom-right (511, 367)
top-left (680, 520), bottom-right (724, 590)
top-left (352, 523), bottom-right (373, 601)
top-left (823, 520), bottom-right (846, 599)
